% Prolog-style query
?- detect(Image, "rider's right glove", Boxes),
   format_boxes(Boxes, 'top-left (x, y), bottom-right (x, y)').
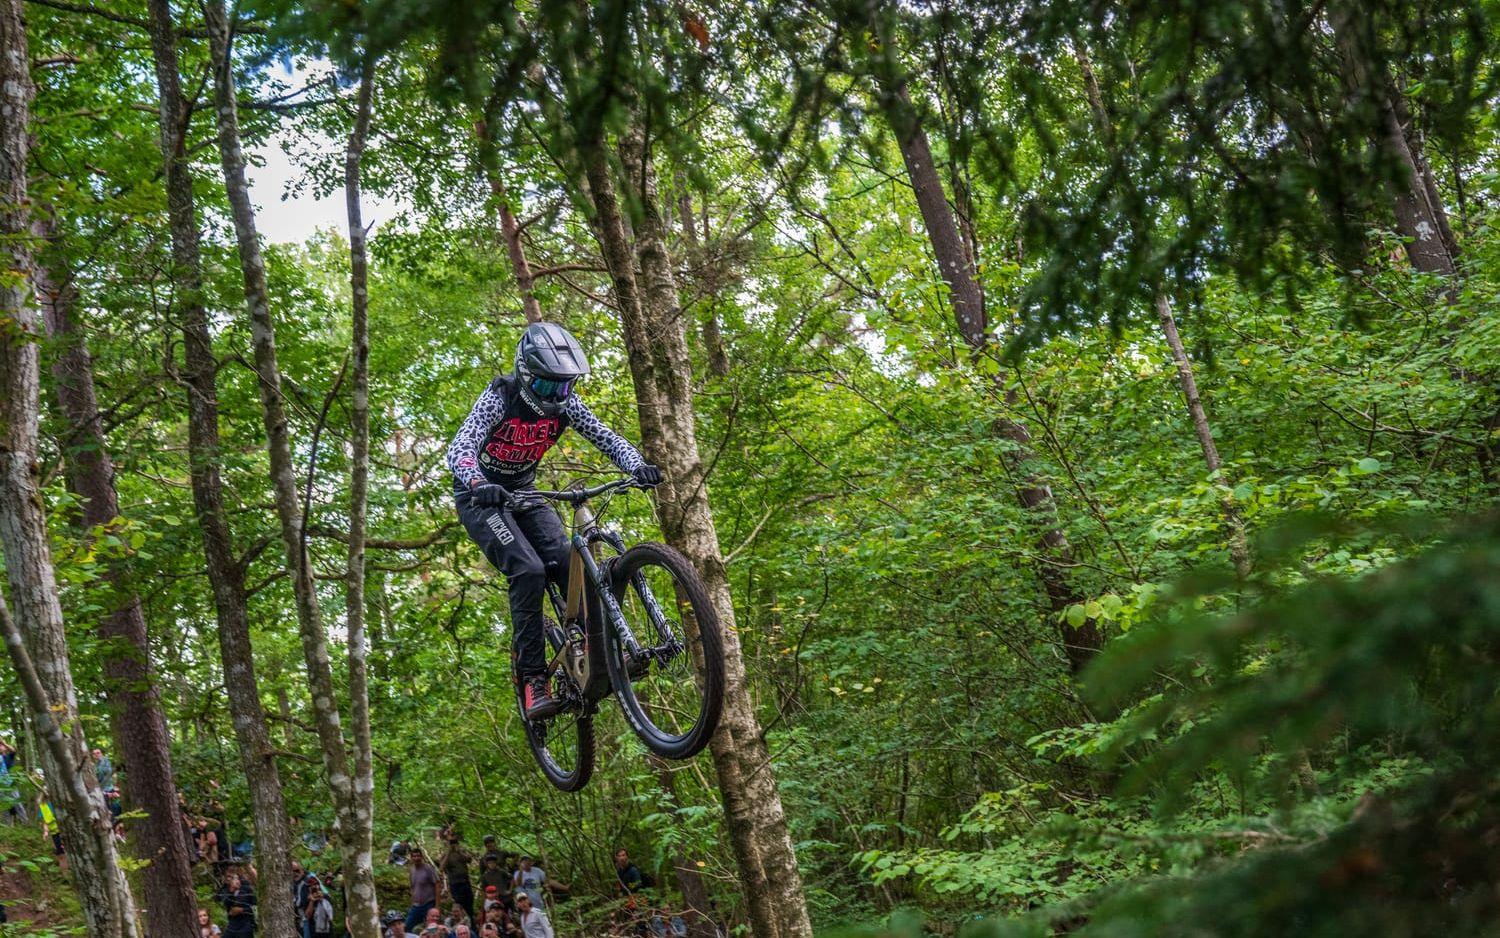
top-left (471, 483), bottom-right (511, 509)
top-left (633, 463), bottom-right (663, 487)
top-left (506, 489), bottom-right (546, 512)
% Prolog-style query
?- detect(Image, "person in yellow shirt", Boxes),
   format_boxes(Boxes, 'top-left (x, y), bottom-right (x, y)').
top-left (37, 793), bottom-right (65, 870)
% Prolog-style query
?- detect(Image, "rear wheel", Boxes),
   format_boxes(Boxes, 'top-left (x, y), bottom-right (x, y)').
top-left (604, 542), bottom-right (724, 759)
top-left (517, 686), bottom-right (594, 792)
top-left (515, 626), bottom-right (595, 792)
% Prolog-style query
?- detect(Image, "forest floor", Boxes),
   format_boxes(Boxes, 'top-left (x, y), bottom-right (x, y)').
top-left (0, 819), bottom-right (82, 934)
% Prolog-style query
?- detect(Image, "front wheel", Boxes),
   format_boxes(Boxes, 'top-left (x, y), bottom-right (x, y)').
top-left (604, 542), bottom-right (725, 760)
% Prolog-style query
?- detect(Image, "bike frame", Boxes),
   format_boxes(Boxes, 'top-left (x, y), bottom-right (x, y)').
top-left (535, 480), bottom-right (659, 706)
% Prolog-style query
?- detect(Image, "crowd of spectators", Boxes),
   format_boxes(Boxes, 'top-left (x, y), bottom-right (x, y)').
top-left (382, 828), bottom-right (566, 938)
top-left (0, 743), bottom-right (720, 937)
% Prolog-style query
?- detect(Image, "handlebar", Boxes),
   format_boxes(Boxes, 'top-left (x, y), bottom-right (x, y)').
top-left (531, 477), bottom-right (646, 505)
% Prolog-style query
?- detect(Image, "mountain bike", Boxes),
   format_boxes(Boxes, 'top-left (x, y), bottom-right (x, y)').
top-left (511, 477), bottom-right (725, 791)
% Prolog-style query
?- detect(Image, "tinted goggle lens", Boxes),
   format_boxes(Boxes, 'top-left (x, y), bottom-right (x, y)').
top-left (530, 376), bottom-right (576, 400)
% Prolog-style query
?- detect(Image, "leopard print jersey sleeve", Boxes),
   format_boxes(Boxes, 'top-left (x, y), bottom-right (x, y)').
top-left (447, 384), bottom-right (506, 489)
top-left (563, 396), bottom-right (646, 474)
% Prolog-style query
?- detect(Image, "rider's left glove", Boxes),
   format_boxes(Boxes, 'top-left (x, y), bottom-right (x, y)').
top-left (633, 464), bottom-right (663, 487)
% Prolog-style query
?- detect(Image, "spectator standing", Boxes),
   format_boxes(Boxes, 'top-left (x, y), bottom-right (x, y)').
top-left (217, 870), bottom-right (257, 937)
top-left (614, 848), bottom-right (650, 932)
top-left (91, 748), bottom-right (114, 791)
top-left (0, 741), bottom-right (21, 822)
top-left (197, 907), bottom-right (223, 937)
top-left (37, 794), bottom-right (64, 869)
top-left (482, 905), bottom-right (512, 935)
top-left (440, 830), bottom-right (477, 924)
top-left (510, 856), bottom-right (547, 908)
top-left (304, 883), bottom-right (334, 938)
top-left (479, 855), bottom-right (508, 899)
top-left (405, 847), bottom-right (440, 931)
top-left (510, 892), bottom-right (553, 938)
top-left (205, 812), bottom-right (232, 884)
top-left (290, 861), bottom-right (315, 938)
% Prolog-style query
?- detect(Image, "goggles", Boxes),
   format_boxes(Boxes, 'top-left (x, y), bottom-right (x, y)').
top-left (529, 375), bottom-right (577, 401)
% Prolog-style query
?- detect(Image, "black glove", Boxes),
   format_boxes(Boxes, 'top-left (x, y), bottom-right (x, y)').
top-left (471, 483), bottom-right (511, 509)
top-left (632, 463), bottom-right (663, 487)
top-left (506, 489), bottom-right (546, 512)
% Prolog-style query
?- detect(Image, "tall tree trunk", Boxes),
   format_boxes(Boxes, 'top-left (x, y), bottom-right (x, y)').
top-left (871, 70), bottom-right (1100, 672)
top-left (342, 51), bottom-right (382, 938)
top-left (1154, 295), bottom-right (1253, 578)
top-left (143, 4), bottom-right (298, 934)
top-left (1388, 87), bottom-right (1460, 263)
top-left (36, 221), bottom-right (199, 938)
top-left (583, 142), bottom-right (776, 935)
top-left (0, 8), bottom-right (140, 932)
top-left (605, 131), bottom-right (814, 938)
top-left (1377, 92), bottom-right (1456, 277)
top-left (200, 6), bottom-right (377, 935)
top-left (1332, 12), bottom-right (1457, 277)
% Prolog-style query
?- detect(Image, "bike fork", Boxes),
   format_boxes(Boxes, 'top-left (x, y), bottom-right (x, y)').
top-left (572, 535), bottom-right (646, 659)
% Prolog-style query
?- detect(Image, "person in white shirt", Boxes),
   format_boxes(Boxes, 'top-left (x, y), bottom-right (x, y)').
top-left (511, 892), bottom-right (553, 938)
top-left (510, 855), bottom-right (547, 908)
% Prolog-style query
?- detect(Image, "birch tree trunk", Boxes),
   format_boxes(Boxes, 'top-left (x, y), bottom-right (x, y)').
top-left (1073, 41), bottom-right (1255, 581)
top-left (36, 221), bottom-right (200, 938)
top-left (201, 5), bottom-right (377, 934)
top-left (0, 8), bottom-right (140, 932)
top-left (143, 4), bottom-right (298, 934)
top-left (1154, 296), bottom-right (1253, 578)
top-left (871, 70), bottom-right (1100, 673)
top-left (0, 600), bottom-right (137, 936)
top-left (603, 132), bottom-right (814, 938)
top-left (342, 51), bottom-right (382, 938)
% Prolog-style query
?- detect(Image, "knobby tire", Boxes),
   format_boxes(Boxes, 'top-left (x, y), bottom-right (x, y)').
top-left (605, 542), bottom-right (725, 760)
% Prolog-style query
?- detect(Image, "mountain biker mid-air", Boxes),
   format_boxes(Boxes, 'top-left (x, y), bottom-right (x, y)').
top-left (446, 322), bottom-right (662, 721)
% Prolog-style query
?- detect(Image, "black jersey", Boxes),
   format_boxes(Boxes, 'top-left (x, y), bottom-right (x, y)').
top-left (446, 375), bottom-right (644, 493)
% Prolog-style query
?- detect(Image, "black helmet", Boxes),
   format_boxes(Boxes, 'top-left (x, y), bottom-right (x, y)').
top-left (514, 322), bottom-right (589, 416)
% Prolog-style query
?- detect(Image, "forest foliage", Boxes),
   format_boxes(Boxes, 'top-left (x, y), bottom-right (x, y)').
top-left (0, 0), bottom-right (1498, 935)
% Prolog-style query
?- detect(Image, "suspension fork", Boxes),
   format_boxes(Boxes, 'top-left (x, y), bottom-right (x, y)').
top-left (585, 527), bottom-right (681, 651)
top-left (572, 533), bottom-right (646, 659)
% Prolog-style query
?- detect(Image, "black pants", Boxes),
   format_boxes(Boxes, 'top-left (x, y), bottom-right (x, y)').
top-left (456, 490), bottom-right (570, 677)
